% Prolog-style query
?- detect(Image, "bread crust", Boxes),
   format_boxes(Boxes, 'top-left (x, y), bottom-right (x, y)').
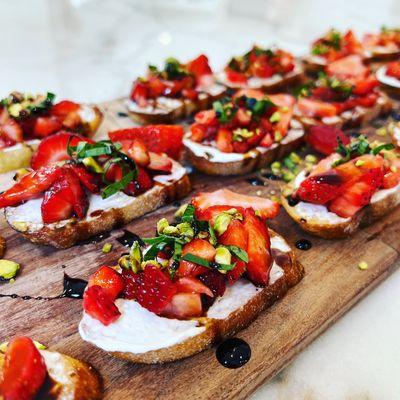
top-left (281, 185), bottom-right (400, 239)
top-left (6, 174), bottom-right (191, 248)
top-left (184, 133), bottom-right (305, 176)
top-left (100, 231), bottom-right (304, 364)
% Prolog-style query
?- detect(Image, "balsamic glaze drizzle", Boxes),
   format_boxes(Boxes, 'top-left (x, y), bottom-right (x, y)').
top-left (117, 111), bottom-right (129, 117)
top-left (295, 239), bottom-right (312, 251)
top-left (79, 232), bottom-right (111, 245)
top-left (216, 338), bottom-right (251, 369)
top-left (117, 230), bottom-right (144, 247)
top-left (247, 177), bottom-right (265, 186)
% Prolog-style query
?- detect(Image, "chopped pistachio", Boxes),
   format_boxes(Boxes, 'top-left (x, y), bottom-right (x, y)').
top-left (256, 190), bottom-right (262, 196)
top-left (283, 171), bottom-right (295, 183)
top-left (82, 157), bottom-right (104, 173)
top-left (163, 225), bottom-right (179, 236)
top-left (8, 278), bottom-right (15, 284)
top-left (213, 213), bottom-right (233, 236)
top-left (270, 111), bottom-right (281, 123)
top-left (281, 106), bottom-right (290, 112)
top-left (358, 261), bottom-right (368, 270)
top-left (0, 342), bottom-right (8, 353)
top-left (271, 161), bottom-right (282, 170)
top-left (129, 241), bottom-right (142, 273)
top-left (8, 103), bottom-right (23, 118)
top-left (270, 195), bottom-right (281, 204)
top-left (157, 218), bottom-right (169, 234)
top-left (255, 210), bottom-right (261, 217)
top-left (12, 221), bottom-right (28, 232)
top-left (376, 127), bottom-right (387, 137)
top-left (176, 222), bottom-right (194, 239)
top-left (289, 152), bottom-right (301, 164)
top-left (232, 128), bottom-right (254, 142)
top-left (355, 159), bottom-right (365, 167)
top-left (141, 260), bottom-right (161, 269)
top-left (118, 255), bottom-right (131, 270)
top-left (174, 203), bottom-right (188, 218)
top-left (274, 131), bottom-right (283, 142)
top-left (305, 154), bottom-right (318, 164)
top-left (102, 243), bottom-right (113, 253)
top-left (0, 260), bottom-right (20, 280)
top-left (215, 247), bottom-right (232, 265)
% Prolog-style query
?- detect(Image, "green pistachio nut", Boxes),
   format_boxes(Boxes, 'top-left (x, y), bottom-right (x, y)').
top-left (215, 247), bottom-right (232, 265)
top-left (129, 241), bottom-right (143, 273)
top-left (213, 213), bottom-right (233, 236)
top-left (289, 152), bottom-right (301, 164)
top-left (269, 111), bottom-right (281, 123)
top-left (176, 222), bottom-right (194, 239)
top-left (141, 260), bottom-right (161, 269)
top-left (82, 157), bottom-right (104, 173)
top-left (102, 243), bottom-right (113, 253)
top-left (174, 203), bottom-right (188, 218)
top-left (163, 225), bottom-right (179, 236)
top-left (0, 260), bottom-right (20, 280)
top-left (157, 218), bottom-right (170, 234)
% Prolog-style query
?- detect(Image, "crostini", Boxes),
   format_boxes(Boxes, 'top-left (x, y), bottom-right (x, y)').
top-left (0, 126), bottom-right (190, 248)
top-left (282, 136), bottom-right (400, 238)
top-left (296, 57), bottom-right (392, 129)
top-left (79, 189), bottom-right (303, 363)
top-left (126, 55), bottom-right (225, 124)
top-left (362, 27), bottom-right (400, 61)
top-left (216, 45), bottom-right (304, 92)
top-left (376, 61), bottom-right (400, 98)
top-left (183, 90), bottom-right (305, 175)
top-left (0, 336), bottom-right (102, 400)
top-left (0, 92), bottom-right (102, 173)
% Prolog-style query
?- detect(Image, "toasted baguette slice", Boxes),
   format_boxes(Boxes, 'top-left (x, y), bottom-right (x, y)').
top-left (0, 106), bottom-right (103, 174)
top-left (5, 161), bottom-right (191, 248)
top-left (79, 230), bottom-right (304, 364)
top-left (125, 86), bottom-right (225, 125)
top-left (295, 92), bottom-right (392, 130)
top-left (216, 65), bottom-right (304, 93)
top-left (184, 125), bottom-right (305, 176)
top-left (281, 178), bottom-right (400, 239)
top-left (0, 350), bottom-right (102, 400)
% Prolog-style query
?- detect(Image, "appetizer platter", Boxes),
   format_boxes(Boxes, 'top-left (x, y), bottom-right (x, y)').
top-left (1, 30), bottom-right (400, 399)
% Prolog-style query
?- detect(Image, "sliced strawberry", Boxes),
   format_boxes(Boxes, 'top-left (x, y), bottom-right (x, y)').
top-left (227, 260), bottom-right (247, 284)
top-left (0, 165), bottom-right (61, 208)
top-left (51, 100), bottom-right (80, 118)
top-left (326, 55), bottom-right (368, 80)
top-left (382, 169), bottom-right (400, 189)
top-left (198, 270), bottom-right (226, 298)
top-left (109, 125), bottom-right (184, 160)
top-left (134, 265), bottom-right (177, 314)
top-left (104, 163), bottom-right (123, 182)
top-left (161, 293), bottom-right (203, 319)
top-left (88, 266), bottom-right (125, 300)
top-left (233, 89), bottom-right (265, 100)
top-left (194, 109), bottom-right (217, 125)
top-left (120, 269), bottom-right (137, 300)
top-left (31, 131), bottom-right (93, 170)
top-left (177, 277), bottom-right (213, 297)
top-left (196, 205), bottom-right (245, 226)
top-left (0, 118), bottom-right (23, 146)
top-left (307, 125), bottom-right (350, 155)
top-left (353, 75), bottom-right (379, 96)
top-left (268, 94), bottom-right (296, 108)
top-left (83, 285), bottom-right (121, 326)
top-left (273, 106), bottom-right (293, 139)
top-left (70, 165), bottom-right (101, 193)
top-left (147, 152), bottom-right (172, 173)
top-left (295, 172), bottom-right (344, 204)
top-left (192, 189), bottom-right (280, 219)
top-left (297, 98), bottom-right (338, 118)
top-left (190, 123), bottom-right (207, 142)
top-left (130, 80), bottom-right (149, 106)
top-left (33, 116), bottom-right (63, 138)
top-left (242, 208), bottom-right (272, 286)
top-left (259, 132), bottom-right (274, 148)
top-left (41, 168), bottom-right (88, 223)
top-left (0, 336), bottom-right (47, 400)
top-left (225, 68), bottom-right (247, 84)
top-left (235, 108), bottom-right (252, 126)
top-left (216, 128), bottom-right (234, 153)
top-left (186, 54), bottom-right (212, 78)
top-left (124, 166), bottom-right (153, 196)
top-left (386, 61), bottom-right (400, 80)
top-left (123, 138), bottom-right (150, 167)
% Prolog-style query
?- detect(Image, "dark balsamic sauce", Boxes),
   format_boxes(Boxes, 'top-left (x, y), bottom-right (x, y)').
top-left (79, 232), bottom-right (111, 245)
top-left (287, 196), bottom-right (299, 206)
top-left (391, 110), bottom-right (400, 121)
top-left (247, 177), bottom-right (265, 186)
top-left (117, 230), bottom-right (144, 247)
top-left (0, 274), bottom-right (87, 301)
top-left (117, 111), bottom-right (129, 117)
top-left (216, 338), bottom-right (251, 368)
top-left (261, 172), bottom-right (282, 181)
top-left (348, 131), bottom-right (361, 138)
top-left (172, 200), bottom-right (182, 208)
top-left (295, 239), bottom-right (312, 251)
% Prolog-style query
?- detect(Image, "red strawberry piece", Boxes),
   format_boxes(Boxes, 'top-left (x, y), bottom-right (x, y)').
top-left (190, 123), bottom-right (207, 142)
top-left (216, 128), bottom-right (234, 153)
top-left (130, 80), bottom-right (149, 106)
top-left (268, 94), bottom-right (296, 108)
top-left (109, 125), bottom-right (184, 160)
top-left (295, 172), bottom-right (344, 204)
top-left (232, 140), bottom-right (250, 153)
top-left (147, 152), bottom-right (172, 173)
top-left (41, 167), bottom-right (88, 223)
top-left (0, 336), bottom-right (47, 400)
top-left (195, 205), bottom-right (245, 225)
top-left (186, 54), bottom-right (213, 78)
top-left (88, 266), bottom-right (125, 300)
top-left (177, 277), bottom-right (213, 297)
top-left (259, 132), bottom-right (274, 148)
top-left (70, 165), bottom-right (101, 194)
top-left (198, 270), bottom-right (226, 298)
top-left (161, 293), bottom-right (203, 319)
top-left (0, 117), bottom-right (23, 147)
top-left (31, 131), bottom-right (93, 170)
top-left (235, 108), bottom-right (252, 126)
top-left (382, 169), bottom-right (400, 189)
top-left (0, 165), bottom-right (61, 208)
top-left (227, 260), bottom-right (247, 284)
top-left (33, 116), bottom-right (63, 138)
top-left (192, 189), bottom-right (280, 219)
top-left (326, 54), bottom-right (368, 80)
top-left (353, 75), bottom-right (379, 96)
top-left (51, 100), bottom-right (80, 118)
top-left (120, 269), bottom-right (137, 300)
top-left (124, 166), bottom-right (153, 196)
top-left (194, 109), bottom-right (217, 125)
top-left (225, 68), bottom-right (247, 84)
top-left (242, 208), bottom-right (272, 286)
top-left (307, 125), bottom-right (350, 156)
top-left (83, 285), bottom-right (121, 326)
top-left (386, 61), bottom-right (400, 80)
top-left (182, 88), bottom-right (198, 101)
top-left (252, 61), bottom-right (275, 78)
top-left (124, 138), bottom-right (150, 167)
top-left (233, 89), bottom-right (265, 100)
top-left (297, 98), bottom-right (338, 118)
top-left (134, 265), bottom-right (177, 314)
top-left (104, 163), bottom-right (123, 182)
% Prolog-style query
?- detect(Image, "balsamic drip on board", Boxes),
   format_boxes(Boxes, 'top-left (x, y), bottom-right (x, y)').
top-left (117, 230), bottom-right (144, 247)
top-left (79, 232), bottom-right (111, 245)
top-left (295, 239), bottom-right (312, 251)
top-left (0, 273), bottom-right (87, 301)
top-left (216, 338), bottom-right (251, 368)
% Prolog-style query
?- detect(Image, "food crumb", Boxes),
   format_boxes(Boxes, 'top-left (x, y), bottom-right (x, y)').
top-left (102, 243), bottom-right (113, 253)
top-left (358, 261), bottom-right (368, 270)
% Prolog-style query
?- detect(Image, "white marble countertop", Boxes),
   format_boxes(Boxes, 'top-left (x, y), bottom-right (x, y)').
top-left (1, 0), bottom-right (400, 399)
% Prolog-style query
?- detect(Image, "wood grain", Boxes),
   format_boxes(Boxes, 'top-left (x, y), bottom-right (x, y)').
top-left (0, 99), bottom-right (399, 400)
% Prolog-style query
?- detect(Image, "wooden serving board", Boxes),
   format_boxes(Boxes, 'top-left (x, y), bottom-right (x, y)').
top-left (1, 99), bottom-right (399, 400)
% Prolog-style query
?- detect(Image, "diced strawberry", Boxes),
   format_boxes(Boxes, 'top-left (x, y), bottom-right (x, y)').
top-left (88, 266), bottom-right (125, 300)
top-left (0, 165), bottom-right (61, 208)
top-left (242, 208), bottom-right (272, 286)
top-left (31, 131), bottom-right (93, 170)
top-left (134, 265), bottom-right (177, 314)
top-left (195, 205), bottom-right (245, 225)
top-left (307, 125), bottom-right (350, 155)
top-left (0, 118), bottom-right (23, 145)
top-left (235, 108), bottom-right (252, 126)
top-left (268, 94), bottom-right (296, 108)
top-left (177, 277), bottom-right (213, 297)
top-left (386, 61), bottom-right (400, 80)
top-left (70, 165), bottom-right (101, 193)
top-left (297, 98), bottom-right (338, 118)
top-left (120, 269), bottom-right (137, 300)
top-left (161, 293), bottom-right (203, 319)
top-left (233, 89), bottom-right (265, 100)
top-left (130, 81), bottom-right (149, 106)
top-left (225, 68), bottom-right (247, 84)
top-left (192, 189), bottom-right (280, 219)
top-left (227, 260), bottom-right (247, 284)
top-left (33, 116), bottom-right (63, 138)
top-left (51, 100), bottom-right (80, 118)
top-left (273, 106), bottom-right (293, 139)
top-left (0, 337), bottom-right (47, 400)
top-left (41, 167), bottom-right (88, 223)
top-left (190, 123), bottom-right (207, 142)
top-left (147, 152), bottom-right (172, 173)
top-left (252, 62), bottom-right (275, 78)
top-left (382, 169), bottom-right (400, 189)
top-left (122, 138), bottom-right (150, 167)
top-left (124, 166), bottom-right (153, 196)
top-left (83, 285), bottom-right (121, 326)
top-left (353, 75), bottom-right (379, 96)
top-left (177, 261), bottom-right (209, 278)
top-left (109, 125), bottom-right (184, 160)
top-left (326, 55), bottom-right (368, 80)
top-left (186, 54), bottom-right (212, 78)
top-left (216, 128), bottom-right (234, 153)
top-left (198, 270), bottom-right (226, 298)
top-left (182, 88), bottom-right (198, 100)
top-left (194, 109), bottom-right (217, 125)
top-left (259, 132), bottom-right (274, 148)
top-left (104, 163), bottom-right (123, 182)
